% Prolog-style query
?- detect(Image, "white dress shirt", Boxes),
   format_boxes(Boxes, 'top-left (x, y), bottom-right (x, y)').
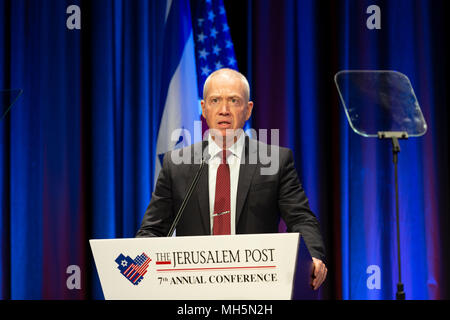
top-left (207, 133), bottom-right (245, 235)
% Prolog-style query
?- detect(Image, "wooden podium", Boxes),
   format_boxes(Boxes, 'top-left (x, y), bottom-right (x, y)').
top-left (90, 233), bottom-right (300, 300)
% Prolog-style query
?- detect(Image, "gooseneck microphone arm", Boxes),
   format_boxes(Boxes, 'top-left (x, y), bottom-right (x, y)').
top-left (166, 154), bottom-right (210, 237)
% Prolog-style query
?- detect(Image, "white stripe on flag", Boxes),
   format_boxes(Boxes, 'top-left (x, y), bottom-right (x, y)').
top-left (154, 31), bottom-right (200, 187)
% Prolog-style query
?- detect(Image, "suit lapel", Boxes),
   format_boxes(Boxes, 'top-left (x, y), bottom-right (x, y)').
top-left (235, 137), bottom-right (257, 225)
top-left (193, 140), bottom-right (210, 234)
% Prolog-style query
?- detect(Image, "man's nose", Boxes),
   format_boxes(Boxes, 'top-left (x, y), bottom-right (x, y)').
top-left (218, 102), bottom-right (230, 114)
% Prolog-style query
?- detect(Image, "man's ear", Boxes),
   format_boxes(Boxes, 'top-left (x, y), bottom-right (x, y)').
top-left (246, 101), bottom-right (254, 121)
top-left (201, 100), bottom-right (206, 119)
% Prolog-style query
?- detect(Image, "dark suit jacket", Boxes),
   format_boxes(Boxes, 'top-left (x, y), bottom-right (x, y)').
top-left (136, 137), bottom-right (326, 262)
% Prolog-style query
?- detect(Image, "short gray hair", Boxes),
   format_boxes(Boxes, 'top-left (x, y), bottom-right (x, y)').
top-left (202, 68), bottom-right (250, 102)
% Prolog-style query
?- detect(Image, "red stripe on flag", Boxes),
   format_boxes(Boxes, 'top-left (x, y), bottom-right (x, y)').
top-left (127, 265), bottom-right (137, 278)
top-left (124, 265), bottom-right (132, 275)
top-left (131, 271), bottom-right (139, 282)
top-left (135, 258), bottom-right (150, 274)
top-left (132, 273), bottom-right (142, 283)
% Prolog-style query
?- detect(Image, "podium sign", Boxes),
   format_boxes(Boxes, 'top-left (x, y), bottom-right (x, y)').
top-left (90, 233), bottom-right (300, 300)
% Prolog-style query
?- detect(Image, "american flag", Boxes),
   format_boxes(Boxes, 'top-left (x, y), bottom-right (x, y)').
top-left (115, 253), bottom-right (151, 285)
top-left (191, 0), bottom-right (238, 98)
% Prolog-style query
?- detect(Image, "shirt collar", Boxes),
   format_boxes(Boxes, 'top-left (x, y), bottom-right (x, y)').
top-left (207, 132), bottom-right (245, 160)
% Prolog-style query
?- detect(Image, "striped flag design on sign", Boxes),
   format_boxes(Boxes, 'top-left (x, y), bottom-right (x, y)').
top-left (115, 253), bottom-right (152, 285)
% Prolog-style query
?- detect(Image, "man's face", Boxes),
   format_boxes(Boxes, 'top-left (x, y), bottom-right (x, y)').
top-left (201, 74), bottom-right (253, 137)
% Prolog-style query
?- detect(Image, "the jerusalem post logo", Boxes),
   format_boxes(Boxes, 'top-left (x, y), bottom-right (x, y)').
top-left (115, 252), bottom-right (152, 285)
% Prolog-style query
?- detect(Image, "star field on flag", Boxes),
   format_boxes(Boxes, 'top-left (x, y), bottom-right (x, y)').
top-left (191, 0), bottom-right (238, 98)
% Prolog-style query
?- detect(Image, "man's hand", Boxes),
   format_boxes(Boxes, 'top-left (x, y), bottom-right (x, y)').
top-left (310, 257), bottom-right (327, 290)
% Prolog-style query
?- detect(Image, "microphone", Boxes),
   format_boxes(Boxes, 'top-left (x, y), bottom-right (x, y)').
top-left (167, 153), bottom-right (210, 237)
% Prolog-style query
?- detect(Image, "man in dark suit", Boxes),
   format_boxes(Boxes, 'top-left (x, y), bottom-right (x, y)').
top-left (136, 68), bottom-right (327, 290)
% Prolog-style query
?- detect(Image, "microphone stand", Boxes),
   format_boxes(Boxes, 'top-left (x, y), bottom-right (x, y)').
top-left (167, 155), bottom-right (209, 237)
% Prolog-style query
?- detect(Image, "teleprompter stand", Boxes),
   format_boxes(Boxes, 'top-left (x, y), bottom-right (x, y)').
top-left (335, 70), bottom-right (427, 300)
top-left (377, 131), bottom-right (408, 300)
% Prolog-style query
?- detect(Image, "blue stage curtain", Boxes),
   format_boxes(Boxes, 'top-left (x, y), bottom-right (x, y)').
top-left (1, 0), bottom-right (84, 299)
top-left (0, 0), bottom-right (167, 299)
top-left (1, 0), bottom-right (449, 300)
top-left (248, 0), bottom-right (449, 299)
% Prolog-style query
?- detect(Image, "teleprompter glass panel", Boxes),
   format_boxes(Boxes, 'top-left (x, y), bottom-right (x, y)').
top-left (334, 70), bottom-right (427, 137)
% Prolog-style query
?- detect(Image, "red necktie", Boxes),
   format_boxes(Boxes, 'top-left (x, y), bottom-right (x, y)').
top-left (213, 150), bottom-right (231, 235)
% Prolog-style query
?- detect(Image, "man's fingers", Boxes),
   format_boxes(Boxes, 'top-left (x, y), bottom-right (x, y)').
top-left (314, 267), bottom-right (326, 290)
top-left (312, 267), bottom-right (322, 289)
top-left (316, 265), bottom-right (327, 289)
top-left (310, 259), bottom-right (327, 290)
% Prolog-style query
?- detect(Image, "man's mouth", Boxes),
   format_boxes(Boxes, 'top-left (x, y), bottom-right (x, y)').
top-left (217, 121), bottom-right (231, 127)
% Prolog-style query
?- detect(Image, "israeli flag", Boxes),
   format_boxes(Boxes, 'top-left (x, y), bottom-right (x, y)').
top-left (155, 0), bottom-right (201, 186)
